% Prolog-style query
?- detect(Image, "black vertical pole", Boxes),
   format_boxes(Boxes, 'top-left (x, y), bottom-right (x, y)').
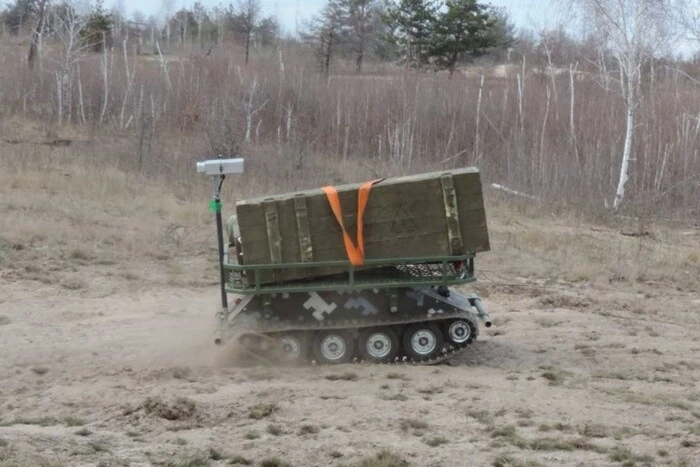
top-left (213, 174), bottom-right (228, 310)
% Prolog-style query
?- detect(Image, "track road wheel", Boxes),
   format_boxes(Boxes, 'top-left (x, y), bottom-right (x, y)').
top-left (402, 323), bottom-right (443, 362)
top-left (313, 330), bottom-right (355, 364)
top-left (359, 327), bottom-right (399, 363)
top-left (274, 332), bottom-right (309, 365)
top-left (444, 319), bottom-right (474, 345)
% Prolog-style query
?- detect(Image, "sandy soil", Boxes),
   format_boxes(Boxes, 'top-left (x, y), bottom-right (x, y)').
top-left (1, 269), bottom-right (699, 467)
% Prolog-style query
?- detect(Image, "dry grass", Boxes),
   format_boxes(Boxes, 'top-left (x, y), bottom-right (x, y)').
top-left (167, 451), bottom-right (210, 467)
top-left (2, 416), bottom-right (59, 427)
top-left (386, 373), bottom-right (409, 380)
top-left (0, 161), bottom-right (213, 292)
top-left (298, 424), bottom-right (320, 435)
top-left (467, 409), bottom-right (493, 425)
top-left (248, 403), bottom-right (278, 420)
top-left (357, 450), bottom-right (408, 467)
top-left (1, 129), bottom-right (697, 307)
top-left (423, 435), bottom-right (449, 447)
top-left (258, 459), bottom-right (292, 467)
top-left (325, 372), bottom-right (358, 381)
top-left (229, 455), bottom-right (252, 465)
top-left (64, 416), bottom-right (86, 427)
top-left (1, 29), bottom-right (699, 220)
top-left (482, 204), bottom-right (700, 291)
top-left (608, 446), bottom-right (655, 465)
top-left (379, 393), bottom-right (409, 401)
top-left (141, 396), bottom-right (197, 421)
top-left (492, 455), bottom-right (544, 467)
top-left (540, 370), bottom-right (565, 386)
top-left (266, 424), bottom-right (283, 436)
top-left (243, 430), bottom-right (260, 440)
top-left (399, 418), bottom-right (429, 436)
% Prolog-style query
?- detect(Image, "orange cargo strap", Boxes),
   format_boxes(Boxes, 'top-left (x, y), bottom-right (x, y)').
top-left (321, 179), bottom-right (383, 267)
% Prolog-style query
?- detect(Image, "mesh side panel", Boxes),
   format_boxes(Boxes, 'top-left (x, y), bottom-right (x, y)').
top-left (226, 261), bottom-right (469, 293)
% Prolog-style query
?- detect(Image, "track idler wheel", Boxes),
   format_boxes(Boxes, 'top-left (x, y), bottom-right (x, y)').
top-left (402, 323), bottom-right (443, 361)
top-left (444, 319), bottom-right (475, 345)
top-left (359, 327), bottom-right (399, 363)
top-left (312, 330), bottom-right (356, 365)
top-left (273, 332), bottom-right (309, 365)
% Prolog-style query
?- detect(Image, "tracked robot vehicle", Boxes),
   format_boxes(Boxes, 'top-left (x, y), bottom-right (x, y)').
top-left (197, 158), bottom-right (493, 366)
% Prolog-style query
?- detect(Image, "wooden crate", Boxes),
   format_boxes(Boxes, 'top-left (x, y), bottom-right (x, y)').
top-left (232, 167), bottom-right (490, 284)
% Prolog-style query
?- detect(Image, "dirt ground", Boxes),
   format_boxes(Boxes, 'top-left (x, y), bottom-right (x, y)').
top-left (1, 167), bottom-right (699, 467)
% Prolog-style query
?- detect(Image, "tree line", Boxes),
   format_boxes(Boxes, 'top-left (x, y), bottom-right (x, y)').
top-left (0, 0), bottom-right (281, 64)
top-left (1, 0), bottom-right (515, 74)
top-left (302, 0), bottom-right (514, 75)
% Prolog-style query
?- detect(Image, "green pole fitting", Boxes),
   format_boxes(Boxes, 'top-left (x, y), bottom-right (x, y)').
top-left (209, 199), bottom-right (222, 213)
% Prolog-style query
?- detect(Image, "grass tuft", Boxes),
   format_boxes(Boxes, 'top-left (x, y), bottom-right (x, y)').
top-left (400, 418), bottom-right (428, 433)
top-left (492, 455), bottom-right (544, 467)
top-left (259, 458), bottom-right (291, 467)
top-left (244, 430), bottom-right (260, 440)
top-left (325, 372), bottom-right (358, 381)
top-left (357, 450), bottom-right (408, 467)
top-left (167, 451), bottom-right (210, 467)
top-left (379, 393), bottom-right (408, 401)
top-left (266, 424), bottom-right (283, 436)
top-left (228, 455), bottom-right (252, 465)
top-left (608, 446), bottom-right (654, 464)
top-left (5, 416), bottom-right (58, 426)
top-left (248, 403), bottom-right (278, 420)
top-left (298, 424), bottom-right (319, 435)
top-left (64, 416), bottom-right (86, 427)
top-left (141, 396), bottom-right (196, 421)
top-left (208, 447), bottom-right (224, 460)
top-left (423, 435), bottom-right (449, 447)
top-left (88, 442), bottom-right (109, 452)
top-left (386, 373), bottom-right (408, 380)
top-left (467, 409), bottom-right (492, 424)
top-left (540, 370), bottom-right (565, 385)
top-left (31, 366), bottom-right (49, 375)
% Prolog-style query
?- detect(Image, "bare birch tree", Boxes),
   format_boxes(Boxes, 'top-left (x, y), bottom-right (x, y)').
top-left (567, 0), bottom-right (672, 210)
top-left (50, 5), bottom-right (89, 124)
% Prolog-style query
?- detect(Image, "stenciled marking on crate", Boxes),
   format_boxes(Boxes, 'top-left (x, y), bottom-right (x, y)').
top-left (389, 201), bottom-right (421, 237)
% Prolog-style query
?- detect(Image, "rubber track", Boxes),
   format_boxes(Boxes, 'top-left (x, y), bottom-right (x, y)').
top-left (222, 309), bottom-right (480, 366)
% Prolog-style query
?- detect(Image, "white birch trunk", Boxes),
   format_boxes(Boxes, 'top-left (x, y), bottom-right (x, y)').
top-left (473, 75), bottom-right (484, 161)
top-left (569, 62), bottom-right (578, 146)
top-left (99, 35), bottom-right (110, 125)
top-left (77, 63), bottom-right (85, 124)
top-left (613, 70), bottom-right (636, 210)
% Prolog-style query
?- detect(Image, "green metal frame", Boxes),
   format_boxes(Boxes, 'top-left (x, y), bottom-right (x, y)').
top-left (223, 253), bottom-right (477, 294)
